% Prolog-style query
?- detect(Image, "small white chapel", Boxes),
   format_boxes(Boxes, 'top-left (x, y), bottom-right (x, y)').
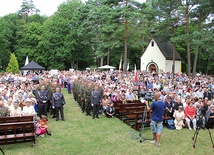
top-left (140, 38), bottom-right (182, 73)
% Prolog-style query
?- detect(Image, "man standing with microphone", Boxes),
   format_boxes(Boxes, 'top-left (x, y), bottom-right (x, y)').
top-left (91, 85), bottom-right (102, 119)
top-left (145, 92), bottom-right (165, 147)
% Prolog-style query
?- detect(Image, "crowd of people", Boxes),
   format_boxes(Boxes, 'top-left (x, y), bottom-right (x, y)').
top-left (0, 70), bottom-right (214, 139)
top-left (71, 70), bottom-right (214, 129)
top-left (0, 71), bottom-right (66, 137)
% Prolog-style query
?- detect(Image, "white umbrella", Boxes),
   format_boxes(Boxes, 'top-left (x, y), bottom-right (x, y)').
top-left (98, 65), bottom-right (116, 69)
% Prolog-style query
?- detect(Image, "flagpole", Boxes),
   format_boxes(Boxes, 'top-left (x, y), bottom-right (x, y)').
top-left (119, 55), bottom-right (122, 71)
top-left (127, 62), bottom-right (129, 71)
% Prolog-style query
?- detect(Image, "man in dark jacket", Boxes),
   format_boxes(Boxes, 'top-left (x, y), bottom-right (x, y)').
top-left (91, 85), bottom-right (102, 119)
top-left (52, 87), bottom-right (66, 121)
top-left (203, 88), bottom-right (212, 100)
top-left (37, 85), bottom-right (50, 117)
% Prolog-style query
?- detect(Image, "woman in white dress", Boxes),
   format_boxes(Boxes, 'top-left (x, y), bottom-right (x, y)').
top-left (173, 106), bottom-right (184, 130)
top-left (22, 98), bottom-right (36, 116)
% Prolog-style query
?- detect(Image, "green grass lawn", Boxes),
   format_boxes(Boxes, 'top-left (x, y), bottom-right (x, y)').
top-left (1, 89), bottom-right (214, 155)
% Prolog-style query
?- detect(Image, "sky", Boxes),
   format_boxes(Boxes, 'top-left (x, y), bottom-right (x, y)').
top-left (0, 0), bottom-right (146, 17)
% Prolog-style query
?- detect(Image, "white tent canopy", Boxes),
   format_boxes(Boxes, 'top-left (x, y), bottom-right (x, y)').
top-left (98, 65), bottom-right (116, 69)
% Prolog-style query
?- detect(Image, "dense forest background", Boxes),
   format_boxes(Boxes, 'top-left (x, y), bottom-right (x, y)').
top-left (0, 0), bottom-right (213, 76)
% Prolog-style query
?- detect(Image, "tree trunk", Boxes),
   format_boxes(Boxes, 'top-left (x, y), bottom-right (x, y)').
top-left (107, 48), bottom-right (110, 65)
top-left (172, 43), bottom-right (176, 81)
top-left (124, 19), bottom-right (128, 72)
top-left (71, 60), bottom-right (75, 68)
top-left (123, 0), bottom-right (128, 72)
top-left (206, 58), bottom-right (210, 75)
top-left (185, 0), bottom-right (191, 77)
top-left (171, 21), bottom-right (175, 81)
top-left (192, 12), bottom-right (201, 78)
top-left (142, 34), bottom-right (145, 54)
top-left (100, 57), bottom-right (104, 67)
top-left (76, 61), bottom-right (78, 70)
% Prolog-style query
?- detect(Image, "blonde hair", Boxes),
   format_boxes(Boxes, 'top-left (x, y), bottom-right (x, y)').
top-left (28, 92), bottom-right (35, 98)
top-left (41, 115), bottom-right (47, 120)
top-left (35, 116), bottom-right (40, 122)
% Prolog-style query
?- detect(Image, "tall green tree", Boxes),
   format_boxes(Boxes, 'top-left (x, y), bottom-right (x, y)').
top-left (190, 0), bottom-right (214, 77)
top-left (0, 14), bottom-right (19, 69)
top-left (6, 53), bottom-right (19, 74)
top-left (18, 0), bottom-right (40, 24)
top-left (15, 22), bottom-right (43, 67)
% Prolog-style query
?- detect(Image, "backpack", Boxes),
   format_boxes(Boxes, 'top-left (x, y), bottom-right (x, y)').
top-left (167, 119), bottom-right (176, 130)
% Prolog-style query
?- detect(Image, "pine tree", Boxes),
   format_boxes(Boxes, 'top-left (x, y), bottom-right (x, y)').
top-left (6, 53), bottom-right (19, 74)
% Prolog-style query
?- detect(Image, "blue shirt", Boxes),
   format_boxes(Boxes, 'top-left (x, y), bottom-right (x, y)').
top-left (126, 93), bottom-right (134, 100)
top-left (147, 83), bottom-right (153, 90)
top-left (151, 100), bottom-right (166, 122)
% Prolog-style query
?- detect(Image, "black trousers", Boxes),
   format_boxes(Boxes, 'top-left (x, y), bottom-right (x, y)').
top-left (81, 100), bottom-right (85, 112)
top-left (207, 119), bottom-right (214, 129)
top-left (47, 100), bottom-right (51, 112)
top-left (85, 100), bottom-right (92, 115)
top-left (56, 106), bottom-right (64, 120)
top-left (38, 104), bottom-right (48, 117)
top-left (92, 104), bottom-right (100, 117)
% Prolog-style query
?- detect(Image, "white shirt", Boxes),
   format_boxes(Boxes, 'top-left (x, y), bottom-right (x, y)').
top-left (173, 110), bottom-right (184, 119)
top-left (195, 90), bottom-right (204, 98)
top-left (5, 104), bottom-right (14, 112)
top-left (10, 107), bottom-right (22, 116)
top-left (22, 105), bottom-right (36, 116)
top-left (153, 83), bottom-right (161, 90)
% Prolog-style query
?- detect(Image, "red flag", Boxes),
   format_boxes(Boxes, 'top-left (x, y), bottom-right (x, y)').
top-left (134, 64), bottom-right (138, 83)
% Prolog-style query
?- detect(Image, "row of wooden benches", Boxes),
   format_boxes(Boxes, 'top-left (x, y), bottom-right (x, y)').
top-left (0, 116), bottom-right (35, 145)
top-left (113, 100), bottom-right (172, 131)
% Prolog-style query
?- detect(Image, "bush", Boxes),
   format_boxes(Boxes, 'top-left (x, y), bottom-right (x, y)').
top-left (6, 53), bottom-right (19, 74)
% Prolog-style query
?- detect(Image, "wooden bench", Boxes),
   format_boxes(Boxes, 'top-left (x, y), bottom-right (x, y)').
top-left (0, 116), bottom-right (35, 145)
top-left (117, 103), bottom-right (143, 119)
top-left (113, 100), bottom-right (141, 111)
top-left (113, 101), bottom-right (122, 112)
top-left (124, 106), bottom-right (145, 126)
top-left (0, 116), bottom-right (34, 123)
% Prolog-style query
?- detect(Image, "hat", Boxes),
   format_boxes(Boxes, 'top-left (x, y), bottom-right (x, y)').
top-left (178, 106), bottom-right (183, 109)
top-left (25, 98), bottom-right (32, 103)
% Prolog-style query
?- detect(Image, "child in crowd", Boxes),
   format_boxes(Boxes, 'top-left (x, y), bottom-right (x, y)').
top-left (102, 95), bottom-right (109, 115)
top-left (106, 102), bottom-right (115, 118)
top-left (35, 115), bottom-right (50, 137)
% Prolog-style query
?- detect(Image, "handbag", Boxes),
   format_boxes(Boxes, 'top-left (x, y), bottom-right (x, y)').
top-left (167, 119), bottom-right (176, 130)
